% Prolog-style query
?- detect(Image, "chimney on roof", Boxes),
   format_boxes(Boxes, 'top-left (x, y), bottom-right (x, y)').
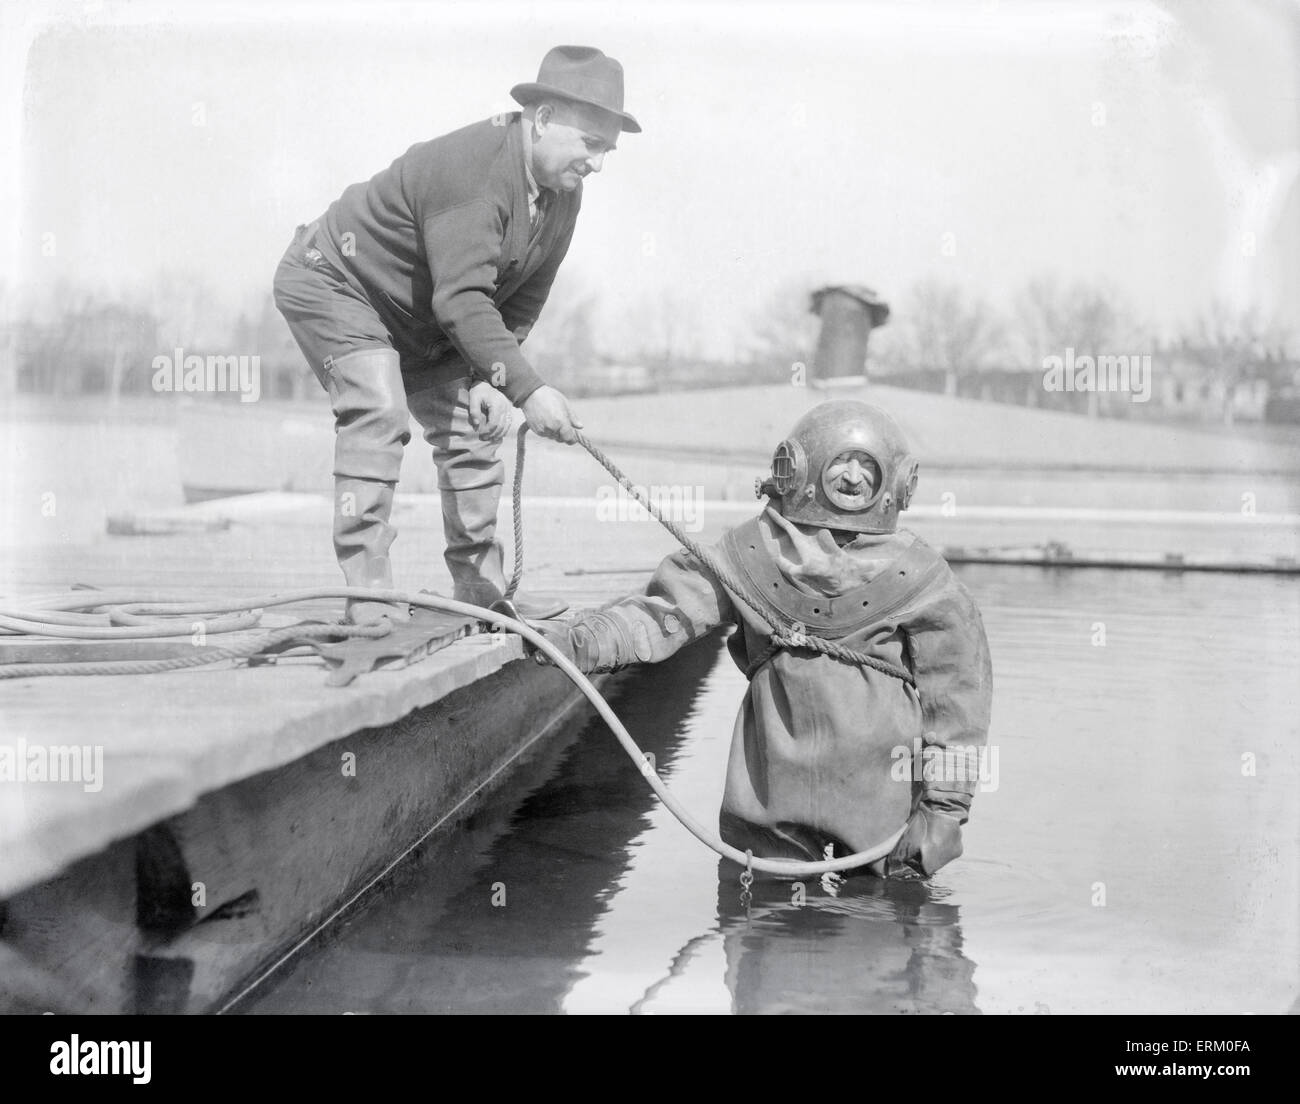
top-left (809, 285), bottom-right (890, 386)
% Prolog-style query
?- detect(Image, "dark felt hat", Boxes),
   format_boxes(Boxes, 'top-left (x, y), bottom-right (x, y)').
top-left (510, 45), bottom-right (641, 133)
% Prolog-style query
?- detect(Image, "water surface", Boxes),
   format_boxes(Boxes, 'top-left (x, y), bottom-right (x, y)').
top-left (242, 565), bottom-right (1297, 1014)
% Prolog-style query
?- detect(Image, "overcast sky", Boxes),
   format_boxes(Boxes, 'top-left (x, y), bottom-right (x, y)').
top-left (4, 0), bottom-right (1298, 358)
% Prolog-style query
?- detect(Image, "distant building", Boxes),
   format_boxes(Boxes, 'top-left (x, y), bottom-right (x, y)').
top-left (1154, 345), bottom-right (1297, 425)
top-left (873, 344), bottom-right (1300, 426)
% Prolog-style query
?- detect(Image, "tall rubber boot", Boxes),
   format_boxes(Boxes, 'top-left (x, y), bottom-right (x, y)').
top-left (442, 479), bottom-right (508, 608)
top-left (408, 378), bottom-right (568, 620)
top-left (323, 347), bottom-right (412, 626)
top-left (334, 476), bottom-right (411, 624)
top-left (406, 377), bottom-right (508, 606)
top-left (440, 478), bottom-right (568, 621)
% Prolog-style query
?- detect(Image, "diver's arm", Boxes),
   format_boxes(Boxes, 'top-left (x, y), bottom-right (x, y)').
top-left (888, 567), bottom-right (994, 876)
top-left (538, 549), bottom-right (734, 673)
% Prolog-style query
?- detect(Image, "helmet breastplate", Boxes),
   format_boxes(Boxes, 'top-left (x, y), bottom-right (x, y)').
top-left (722, 518), bottom-right (943, 639)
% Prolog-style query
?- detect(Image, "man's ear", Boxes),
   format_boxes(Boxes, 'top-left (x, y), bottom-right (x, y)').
top-left (532, 102), bottom-right (555, 134)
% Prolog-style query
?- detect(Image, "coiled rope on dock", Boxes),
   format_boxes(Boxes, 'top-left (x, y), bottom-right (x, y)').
top-left (0, 619), bottom-right (389, 678)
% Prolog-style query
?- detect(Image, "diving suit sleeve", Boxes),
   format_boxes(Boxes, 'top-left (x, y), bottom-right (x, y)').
top-left (566, 548), bottom-right (735, 673)
top-left (889, 566), bottom-right (994, 875)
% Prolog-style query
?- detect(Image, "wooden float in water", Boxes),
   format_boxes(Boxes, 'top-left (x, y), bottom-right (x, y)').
top-left (567, 542), bottom-right (1300, 578)
top-left (939, 541), bottom-right (1300, 575)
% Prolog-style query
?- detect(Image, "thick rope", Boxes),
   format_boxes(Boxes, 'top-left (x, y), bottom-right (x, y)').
top-left (0, 608), bottom-right (262, 639)
top-left (570, 431), bottom-right (915, 686)
top-left (0, 621), bottom-right (390, 678)
top-left (504, 423), bottom-right (528, 600)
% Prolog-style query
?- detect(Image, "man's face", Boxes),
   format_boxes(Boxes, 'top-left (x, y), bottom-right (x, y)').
top-left (528, 100), bottom-right (621, 191)
top-left (821, 450), bottom-right (881, 511)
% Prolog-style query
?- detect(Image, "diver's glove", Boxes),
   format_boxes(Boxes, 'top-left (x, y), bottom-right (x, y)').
top-left (528, 619), bottom-right (579, 668)
top-left (886, 788), bottom-right (972, 877)
top-left (532, 610), bottom-right (640, 674)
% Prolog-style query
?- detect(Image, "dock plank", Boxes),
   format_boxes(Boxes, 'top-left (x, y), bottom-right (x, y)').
top-left (0, 634), bottom-right (530, 900)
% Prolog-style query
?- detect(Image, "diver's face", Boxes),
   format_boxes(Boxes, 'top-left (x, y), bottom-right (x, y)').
top-left (822, 450), bottom-right (880, 510)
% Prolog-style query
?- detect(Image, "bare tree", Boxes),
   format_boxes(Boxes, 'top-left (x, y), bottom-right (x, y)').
top-left (21, 280), bottom-right (93, 396)
top-left (640, 285), bottom-right (701, 370)
top-left (1070, 286), bottom-right (1120, 418)
top-left (1012, 275), bottom-right (1068, 365)
top-left (93, 301), bottom-right (159, 406)
top-left (148, 269), bottom-right (230, 353)
top-left (613, 284), bottom-right (703, 387)
top-left (894, 279), bottom-right (1006, 397)
top-left (1188, 300), bottom-right (1271, 426)
top-left (1013, 276), bottom-right (1134, 416)
top-left (745, 277), bottom-right (822, 372)
top-left (521, 273), bottom-right (603, 392)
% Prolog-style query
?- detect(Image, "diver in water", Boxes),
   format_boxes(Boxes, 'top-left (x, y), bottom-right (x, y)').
top-left (535, 400), bottom-right (993, 878)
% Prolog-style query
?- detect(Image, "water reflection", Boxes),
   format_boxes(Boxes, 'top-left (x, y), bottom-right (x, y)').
top-left (710, 869), bottom-right (978, 1015)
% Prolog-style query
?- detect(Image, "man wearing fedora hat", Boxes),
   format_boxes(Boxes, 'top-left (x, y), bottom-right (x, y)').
top-left (273, 46), bottom-right (640, 624)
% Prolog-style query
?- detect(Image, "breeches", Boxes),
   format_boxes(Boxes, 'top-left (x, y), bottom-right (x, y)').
top-left (272, 225), bottom-right (506, 595)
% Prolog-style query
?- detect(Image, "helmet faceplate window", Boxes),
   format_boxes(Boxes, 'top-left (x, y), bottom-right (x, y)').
top-left (820, 449), bottom-right (883, 513)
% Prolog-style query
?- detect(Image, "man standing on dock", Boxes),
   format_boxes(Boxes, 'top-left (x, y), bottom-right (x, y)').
top-left (273, 46), bottom-right (640, 624)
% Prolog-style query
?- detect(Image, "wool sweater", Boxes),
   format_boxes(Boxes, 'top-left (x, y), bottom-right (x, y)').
top-left (315, 113), bottom-right (579, 404)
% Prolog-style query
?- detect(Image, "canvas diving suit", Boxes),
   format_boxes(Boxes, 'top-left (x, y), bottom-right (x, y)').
top-left (540, 400), bottom-right (994, 877)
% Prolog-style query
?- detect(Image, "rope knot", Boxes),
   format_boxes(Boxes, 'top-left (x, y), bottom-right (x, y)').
top-left (783, 620), bottom-right (809, 649)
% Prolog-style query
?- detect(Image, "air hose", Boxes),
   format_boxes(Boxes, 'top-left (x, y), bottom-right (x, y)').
top-left (0, 585), bottom-right (905, 876)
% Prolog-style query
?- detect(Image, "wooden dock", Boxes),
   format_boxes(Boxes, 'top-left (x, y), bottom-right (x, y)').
top-left (0, 492), bottom-right (679, 1013)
